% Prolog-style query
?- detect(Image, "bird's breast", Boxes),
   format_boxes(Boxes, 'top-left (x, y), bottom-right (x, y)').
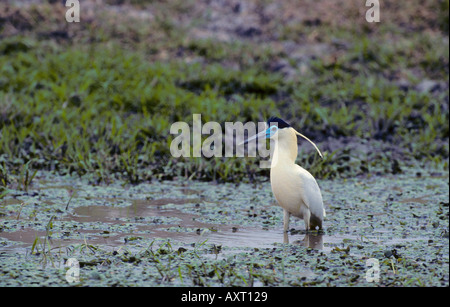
top-left (270, 165), bottom-right (306, 217)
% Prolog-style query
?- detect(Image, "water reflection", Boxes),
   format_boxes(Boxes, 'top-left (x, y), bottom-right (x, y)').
top-left (284, 232), bottom-right (324, 249)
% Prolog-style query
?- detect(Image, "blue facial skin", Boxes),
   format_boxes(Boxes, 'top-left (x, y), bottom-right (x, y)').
top-left (266, 125), bottom-right (278, 138)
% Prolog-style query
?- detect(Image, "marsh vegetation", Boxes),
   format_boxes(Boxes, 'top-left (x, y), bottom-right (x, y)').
top-left (0, 0), bottom-right (448, 286)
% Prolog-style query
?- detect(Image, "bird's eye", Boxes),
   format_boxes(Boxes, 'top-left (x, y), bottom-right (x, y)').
top-left (270, 126), bottom-right (278, 133)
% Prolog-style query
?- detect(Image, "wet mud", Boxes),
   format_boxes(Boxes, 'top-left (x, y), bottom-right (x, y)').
top-left (0, 169), bottom-right (448, 286)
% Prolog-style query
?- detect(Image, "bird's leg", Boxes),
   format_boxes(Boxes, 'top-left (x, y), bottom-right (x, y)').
top-left (283, 209), bottom-right (290, 233)
top-left (303, 210), bottom-right (310, 233)
top-left (283, 232), bottom-right (289, 244)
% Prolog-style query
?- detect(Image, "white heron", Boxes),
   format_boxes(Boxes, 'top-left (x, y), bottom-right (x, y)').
top-left (243, 117), bottom-right (325, 234)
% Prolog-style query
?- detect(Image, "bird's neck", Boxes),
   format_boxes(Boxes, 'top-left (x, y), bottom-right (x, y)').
top-left (271, 129), bottom-right (298, 169)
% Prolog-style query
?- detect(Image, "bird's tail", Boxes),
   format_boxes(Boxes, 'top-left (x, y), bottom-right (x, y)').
top-left (323, 208), bottom-right (326, 217)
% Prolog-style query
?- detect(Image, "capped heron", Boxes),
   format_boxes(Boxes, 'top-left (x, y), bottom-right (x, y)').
top-left (243, 117), bottom-right (325, 233)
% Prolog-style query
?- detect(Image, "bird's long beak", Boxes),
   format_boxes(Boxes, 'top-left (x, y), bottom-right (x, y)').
top-left (293, 129), bottom-right (323, 159)
top-left (238, 129), bottom-right (268, 145)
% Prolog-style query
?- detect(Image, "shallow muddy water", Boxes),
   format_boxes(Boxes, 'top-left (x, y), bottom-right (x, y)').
top-left (0, 168), bottom-right (448, 286)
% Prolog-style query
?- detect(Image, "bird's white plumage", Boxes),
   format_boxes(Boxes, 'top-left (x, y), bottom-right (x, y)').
top-left (269, 127), bottom-right (325, 231)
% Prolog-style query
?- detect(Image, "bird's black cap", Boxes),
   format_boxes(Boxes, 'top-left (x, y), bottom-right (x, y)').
top-left (267, 116), bottom-right (291, 129)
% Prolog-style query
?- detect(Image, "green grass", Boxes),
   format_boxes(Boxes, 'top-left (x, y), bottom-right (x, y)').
top-left (0, 1), bottom-right (448, 184)
top-left (0, 39), bottom-right (279, 182)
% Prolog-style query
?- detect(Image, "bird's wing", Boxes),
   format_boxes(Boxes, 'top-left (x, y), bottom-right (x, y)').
top-left (296, 165), bottom-right (324, 220)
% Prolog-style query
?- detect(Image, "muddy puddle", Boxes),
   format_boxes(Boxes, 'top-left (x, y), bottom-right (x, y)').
top-left (1, 173), bottom-right (443, 254)
top-left (0, 169), bottom-right (448, 286)
top-left (0, 196), bottom-right (326, 253)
